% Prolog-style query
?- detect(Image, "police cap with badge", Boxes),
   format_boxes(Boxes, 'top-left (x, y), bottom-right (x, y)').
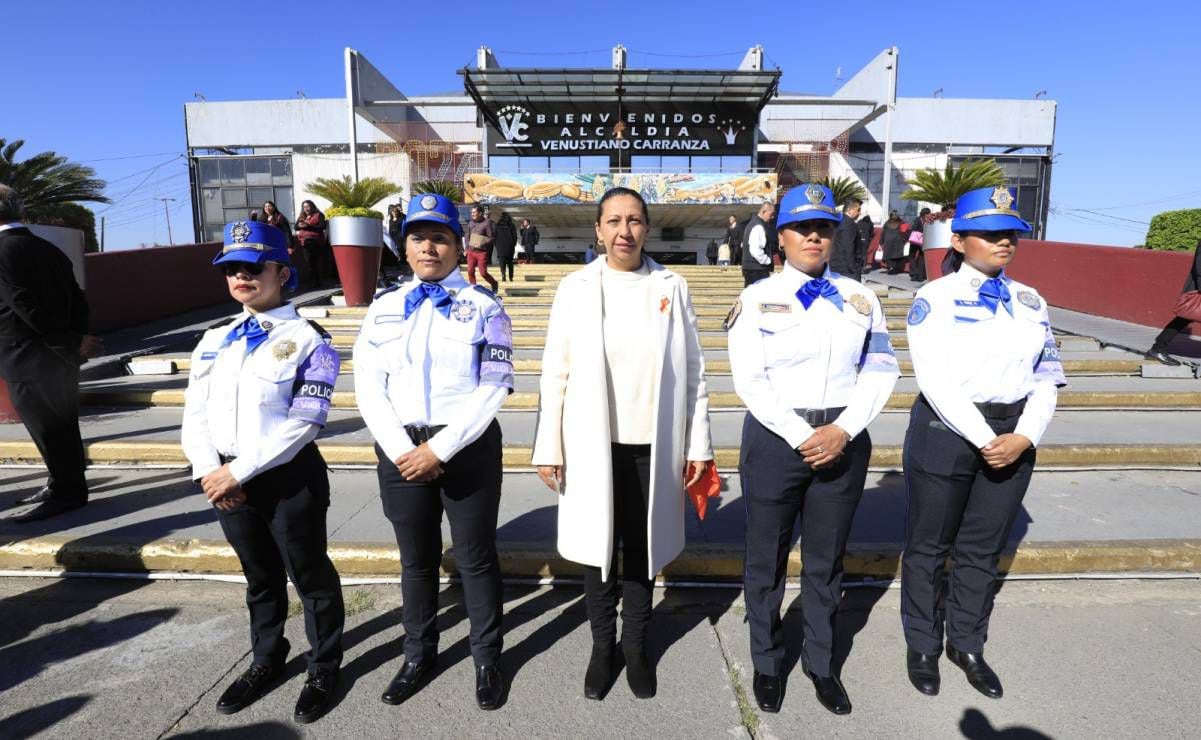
top-left (951, 186), bottom-right (1031, 233)
top-left (214, 220), bottom-right (298, 292)
top-left (776, 182), bottom-right (843, 230)
top-left (404, 193), bottom-right (464, 239)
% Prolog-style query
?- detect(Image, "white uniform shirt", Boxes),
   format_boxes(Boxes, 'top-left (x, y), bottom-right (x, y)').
top-left (181, 304), bottom-right (341, 484)
top-left (728, 263), bottom-right (901, 449)
top-left (354, 271), bottom-right (515, 463)
top-left (906, 263), bottom-right (1066, 449)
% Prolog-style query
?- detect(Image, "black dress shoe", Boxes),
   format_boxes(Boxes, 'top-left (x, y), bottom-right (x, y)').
top-left (947, 645), bottom-right (1003, 699)
top-left (381, 658), bottom-right (437, 705)
top-left (17, 486), bottom-right (52, 505)
top-left (752, 671), bottom-right (783, 713)
top-left (215, 663), bottom-right (281, 715)
top-left (623, 647), bottom-right (656, 699)
top-left (11, 498), bottom-right (86, 523)
top-left (809, 672), bottom-right (852, 715)
top-left (294, 668), bottom-right (338, 724)
top-left (475, 664), bottom-right (505, 710)
top-left (1147, 350), bottom-right (1182, 367)
top-left (584, 643), bottom-right (617, 700)
top-left (906, 649), bottom-right (940, 696)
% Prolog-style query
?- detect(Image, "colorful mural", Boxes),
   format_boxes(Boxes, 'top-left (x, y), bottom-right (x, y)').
top-left (462, 172), bottom-right (777, 206)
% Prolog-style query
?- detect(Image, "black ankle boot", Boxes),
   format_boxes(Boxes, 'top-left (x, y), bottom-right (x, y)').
top-left (584, 642), bottom-right (617, 700)
top-left (623, 645), bottom-right (656, 699)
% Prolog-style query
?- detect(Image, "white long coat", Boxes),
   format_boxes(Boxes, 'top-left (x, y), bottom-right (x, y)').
top-left (531, 257), bottom-right (713, 581)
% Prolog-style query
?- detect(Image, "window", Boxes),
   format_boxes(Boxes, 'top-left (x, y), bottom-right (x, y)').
top-left (201, 189), bottom-right (223, 224)
top-left (222, 189), bottom-right (247, 208)
top-left (198, 159), bottom-right (221, 187)
top-left (248, 187), bottom-right (274, 209)
top-left (219, 158), bottom-right (245, 185)
top-left (271, 157), bottom-right (292, 183)
top-left (245, 158), bottom-right (272, 186)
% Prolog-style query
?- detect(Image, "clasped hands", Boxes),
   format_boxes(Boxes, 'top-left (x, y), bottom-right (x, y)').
top-left (980, 433), bottom-right (1032, 469)
top-left (394, 442), bottom-right (444, 482)
top-left (796, 424), bottom-right (851, 469)
top-left (202, 464), bottom-right (245, 511)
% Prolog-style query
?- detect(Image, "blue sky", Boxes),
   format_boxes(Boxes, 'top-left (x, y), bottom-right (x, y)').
top-left (2, 1), bottom-right (1195, 250)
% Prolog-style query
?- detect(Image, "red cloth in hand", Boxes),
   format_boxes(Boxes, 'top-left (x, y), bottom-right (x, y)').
top-left (685, 461), bottom-right (721, 520)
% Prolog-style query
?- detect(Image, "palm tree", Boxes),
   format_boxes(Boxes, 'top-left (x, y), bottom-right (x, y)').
top-left (819, 175), bottom-right (868, 205)
top-left (411, 179), bottom-right (463, 203)
top-left (306, 176), bottom-right (402, 217)
top-left (901, 159), bottom-right (1006, 210)
top-left (0, 138), bottom-right (108, 219)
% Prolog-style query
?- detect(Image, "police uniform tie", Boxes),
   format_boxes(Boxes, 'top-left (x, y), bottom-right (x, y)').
top-left (978, 278), bottom-right (1013, 316)
top-left (796, 277), bottom-right (844, 311)
top-left (404, 282), bottom-right (453, 319)
top-left (224, 316), bottom-right (270, 353)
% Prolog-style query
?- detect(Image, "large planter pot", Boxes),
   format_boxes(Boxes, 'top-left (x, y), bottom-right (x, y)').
top-left (329, 216), bottom-right (383, 306)
top-left (922, 220), bottom-right (954, 277)
top-left (0, 379), bottom-right (20, 424)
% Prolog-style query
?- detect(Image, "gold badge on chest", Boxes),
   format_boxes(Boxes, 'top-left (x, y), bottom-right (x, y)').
top-left (272, 340), bottom-right (298, 361)
top-left (847, 294), bottom-right (872, 316)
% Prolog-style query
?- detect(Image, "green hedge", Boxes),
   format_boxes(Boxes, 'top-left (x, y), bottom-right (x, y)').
top-left (326, 206), bottom-right (384, 220)
top-left (1146, 208), bottom-right (1201, 252)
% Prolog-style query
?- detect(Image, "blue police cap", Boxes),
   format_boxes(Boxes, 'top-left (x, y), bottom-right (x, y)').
top-left (213, 221), bottom-right (298, 292)
top-left (404, 193), bottom-right (464, 239)
top-left (951, 186), bottom-right (1031, 233)
top-left (213, 221), bottom-right (292, 266)
top-left (776, 183), bottom-right (842, 229)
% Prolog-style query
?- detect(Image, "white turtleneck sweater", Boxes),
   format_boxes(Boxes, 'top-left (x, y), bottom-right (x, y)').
top-left (600, 258), bottom-right (657, 444)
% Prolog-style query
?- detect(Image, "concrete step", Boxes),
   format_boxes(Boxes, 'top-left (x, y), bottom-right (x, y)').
top-left (77, 388), bottom-right (1201, 412)
top-left (128, 354), bottom-right (1152, 378)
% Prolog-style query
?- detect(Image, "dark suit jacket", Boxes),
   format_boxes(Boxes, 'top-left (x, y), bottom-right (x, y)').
top-left (830, 217), bottom-right (863, 276)
top-left (1182, 239), bottom-right (1201, 294)
top-left (0, 227), bottom-right (89, 381)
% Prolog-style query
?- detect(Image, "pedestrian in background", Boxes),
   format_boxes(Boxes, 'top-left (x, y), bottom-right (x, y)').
top-left (355, 193), bottom-right (514, 711)
top-left (1146, 238), bottom-right (1201, 366)
top-left (464, 206), bottom-right (498, 292)
top-left (857, 213), bottom-right (875, 271)
top-left (295, 200), bottom-right (330, 289)
top-left (909, 208), bottom-right (930, 282)
top-left (881, 211), bottom-right (907, 274)
top-left (741, 202), bottom-right (777, 287)
top-left (181, 220), bottom-right (344, 724)
top-left (533, 187), bottom-right (712, 702)
top-left (717, 239), bottom-right (731, 271)
top-left (519, 217), bottom-right (539, 264)
top-left (0, 184), bottom-right (101, 523)
top-left (902, 186), bottom-right (1064, 701)
top-left (830, 197), bottom-right (864, 281)
top-left (381, 204), bottom-right (406, 283)
top-left (705, 239), bottom-right (718, 266)
top-left (726, 214), bottom-right (744, 266)
top-left (495, 210), bottom-right (518, 282)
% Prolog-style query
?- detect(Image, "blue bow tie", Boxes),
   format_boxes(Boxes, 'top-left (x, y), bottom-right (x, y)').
top-left (224, 316), bottom-right (270, 353)
top-left (796, 277), bottom-right (844, 311)
top-left (404, 282), bottom-right (453, 319)
top-left (978, 277), bottom-right (1012, 315)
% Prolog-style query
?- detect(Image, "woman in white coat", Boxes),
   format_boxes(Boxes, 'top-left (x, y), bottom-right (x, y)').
top-left (533, 187), bottom-right (713, 701)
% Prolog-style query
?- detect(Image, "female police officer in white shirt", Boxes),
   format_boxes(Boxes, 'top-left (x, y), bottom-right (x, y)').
top-left (354, 193), bottom-right (514, 711)
top-left (902, 186), bottom-right (1065, 700)
top-left (728, 183), bottom-right (899, 716)
top-left (181, 220), bottom-right (344, 724)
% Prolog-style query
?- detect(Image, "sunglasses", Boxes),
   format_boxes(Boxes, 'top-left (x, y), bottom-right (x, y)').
top-left (220, 261), bottom-right (265, 277)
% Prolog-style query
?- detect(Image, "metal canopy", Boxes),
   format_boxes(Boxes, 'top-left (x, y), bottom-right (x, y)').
top-left (460, 67), bottom-right (781, 109)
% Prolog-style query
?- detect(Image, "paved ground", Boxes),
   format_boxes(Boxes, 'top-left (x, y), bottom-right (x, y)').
top-left (0, 577), bottom-right (1197, 739)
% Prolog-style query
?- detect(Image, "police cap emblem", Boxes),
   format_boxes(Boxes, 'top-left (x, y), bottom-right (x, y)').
top-left (420, 194), bottom-right (438, 210)
top-left (1017, 290), bottom-right (1042, 310)
top-left (990, 186), bottom-right (1014, 211)
top-left (230, 221), bottom-right (252, 243)
top-left (805, 184), bottom-right (825, 204)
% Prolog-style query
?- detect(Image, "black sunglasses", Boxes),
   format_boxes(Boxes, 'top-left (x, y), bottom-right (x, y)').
top-left (220, 261), bottom-right (265, 277)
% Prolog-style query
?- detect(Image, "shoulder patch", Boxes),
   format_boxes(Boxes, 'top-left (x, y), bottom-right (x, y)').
top-left (907, 297), bottom-right (932, 326)
top-left (723, 298), bottom-right (742, 330)
top-left (306, 319), bottom-right (332, 341)
top-left (470, 284), bottom-right (499, 300)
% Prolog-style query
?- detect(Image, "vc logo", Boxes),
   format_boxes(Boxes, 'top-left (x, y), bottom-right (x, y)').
top-left (496, 105), bottom-right (532, 148)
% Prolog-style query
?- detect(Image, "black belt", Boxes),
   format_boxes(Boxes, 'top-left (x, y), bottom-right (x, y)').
top-left (794, 407), bottom-right (846, 426)
top-left (974, 399), bottom-right (1027, 419)
top-left (405, 424), bottom-right (447, 445)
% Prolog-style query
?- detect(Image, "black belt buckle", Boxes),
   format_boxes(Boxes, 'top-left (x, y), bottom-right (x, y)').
top-left (974, 400), bottom-right (1026, 419)
top-left (794, 407), bottom-right (845, 426)
top-left (405, 424), bottom-right (446, 445)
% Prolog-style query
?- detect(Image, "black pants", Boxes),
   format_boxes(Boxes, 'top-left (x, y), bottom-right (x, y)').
top-left (886, 257), bottom-right (907, 274)
top-left (217, 444), bottom-right (344, 672)
top-left (301, 241), bottom-right (331, 287)
top-left (909, 248), bottom-right (927, 281)
top-left (498, 255), bottom-right (515, 281)
top-left (583, 443), bottom-right (654, 650)
top-left (377, 421), bottom-right (503, 667)
top-left (901, 397), bottom-right (1035, 655)
top-left (1151, 316), bottom-right (1189, 353)
top-left (742, 266), bottom-right (772, 288)
top-left (8, 361), bottom-right (87, 502)
top-left (740, 416), bottom-right (871, 678)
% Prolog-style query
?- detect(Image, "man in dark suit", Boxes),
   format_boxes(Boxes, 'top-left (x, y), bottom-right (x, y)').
top-left (830, 197), bottom-right (864, 281)
top-left (0, 184), bottom-right (100, 522)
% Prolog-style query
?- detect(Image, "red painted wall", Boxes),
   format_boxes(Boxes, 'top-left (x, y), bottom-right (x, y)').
top-left (84, 243), bottom-right (231, 332)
